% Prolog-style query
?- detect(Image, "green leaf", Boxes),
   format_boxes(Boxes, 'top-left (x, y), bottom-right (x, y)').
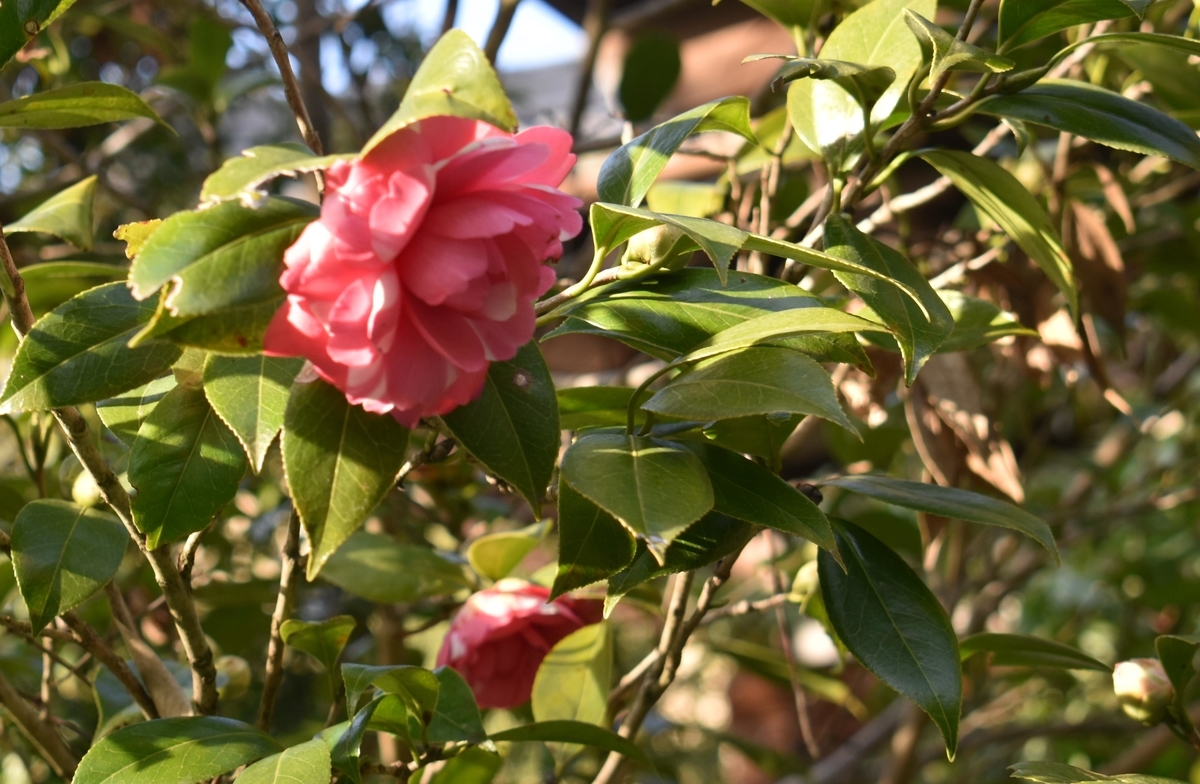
top-left (0, 0), bottom-right (78, 69)
top-left (645, 180), bottom-right (727, 218)
top-left (0, 83), bottom-right (167, 130)
top-left (676, 305), bottom-right (884, 366)
top-left (128, 197), bottom-right (315, 321)
top-left (545, 268), bottom-right (871, 370)
top-left (428, 666), bottom-right (488, 745)
top-left (282, 379), bottom-right (409, 579)
top-left (128, 381), bottom-right (249, 548)
top-left (137, 297), bottom-right (284, 354)
top-left (4, 176), bottom-right (97, 250)
top-left (280, 615), bottom-right (356, 673)
top-left (736, 0), bottom-right (823, 27)
top-left (787, 0), bottom-right (935, 170)
top-left (74, 717), bottom-right (282, 784)
top-left (234, 739), bottom-right (331, 784)
top-left (18, 261), bottom-right (128, 315)
top-left (561, 432), bottom-right (714, 561)
top-left (442, 342), bottom-right (559, 514)
top-left (319, 531), bottom-right (469, 604)
top-left (115, 220), bottom-right (163, 260)
top-left (363, 29), bottom-right (517, 154)
top-left (200, 144), bottom-right (356, 206)
top-left (1155, 635), bottom-right (1200, 734)
top-left (0, 282), bottom-right (182, 413)
top-left (203, 354), bottom-right (303, 473)
top-left (919, 150), bottom-right (1079, 316)
top-left (1047, 31), bottom-right (1200, 72)
top-left (620, 32), bottom-right (681, 123)
top-left (755, 55), bottom-right (896, 116)
top-left (426, 747), bottom-right (502, 784)
top-left (703, 414), bottom-right (802, 465)
top-left (903, 10), bottom-right (1014, 80)
top-left (331, 697), bottom-right (380, 784)
top-left (552, 481), bottom-right (637, 599)
top-left (997, 0), bottom-right (1151, 52)
top-left (97, 375), bottom-right (177, 446)
top-left (960, 633), bottom-right (1109, 671)
top-left (979, 80), bottom-right (1200, 171)
top-left (558, 387), bottom-right (652, 431)
top-left (532, 622), bottom-right (612, 732)
top-left (684, 442), bottom-right (835, 551)
top-left (598, 98), bottom-right (756, 208)
top-left (369, 667), bottom-right (440, 719)
top-left (605, 513), bottom-right (753, 615)
top-left (645, 346), bottom-right (855, 432)
top-left (491, 720), bottom-right (651, 766)
top-left (938, 291), bottom-right (1037, 353)
top-left (820, 474), bottom-right (1059, 561)
top-left (1009, 761), bottom-right (1186, 784)
top-left (10, 499), bottom-right (127, 633)
top-left (824, 213), bottom-right (953, 384)
top-left (818, 520), bottom-right (961, 757)
top-left (467, 523), bottom-right (544, 582)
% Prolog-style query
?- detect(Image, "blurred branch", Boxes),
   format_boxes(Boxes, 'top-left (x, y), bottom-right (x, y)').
top-left (0, 669), bottom-right (76, 778)
top-left (768, 532), bottom-right (820, 759)
top-left (441, 0), bottom-right (459, 35)
top-left (484, 0), bottom-right (521, 64)
top-left (257, 509), bottom-right (303, 731)
top-left (61, 611), bottom-right (158, 721)
top-left (570, 0), bottom-right (611, 137)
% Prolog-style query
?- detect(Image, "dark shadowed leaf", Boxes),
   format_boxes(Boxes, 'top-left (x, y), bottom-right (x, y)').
top-left (319, 531), bottom-right (470, 604)
top-left (620, 32), bottom-right (681, 123)
top-left (960, 633), bottom-right (1109, 671)
top-left (282, 379), bottom-right (409, 579)
top-left (11, 500), bottom-right (127, 633)
top-left (491, 720), bottom-right (651, 765)
top-left (428, 667), bottom-right (488, 744)
top-left (552, 481), bottom-right (637, 598)
top-left (557, 387), bottom-right (652, 431)
top-left (1156, 635), bottom-right (1200, 736)
top-left (0, 0), bottom-right (78, 69)
top-left (128, 382), bottom-right (248, 548)
top-left (442, 342), bottom-right (559, 513)
top-left (281, 615), bottom-right (356, 673)
top-left (331, 697), bottom-right (380, 784)
top-left (997, 0), bottom-right (1152, 51)
top-left (819, 520), bottom-right (961, 756)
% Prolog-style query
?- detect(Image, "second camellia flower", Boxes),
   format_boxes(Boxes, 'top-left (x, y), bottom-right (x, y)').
top-left (264, 116), bottom-right (582, 426)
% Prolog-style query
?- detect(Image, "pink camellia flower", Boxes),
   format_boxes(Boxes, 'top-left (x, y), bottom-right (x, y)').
top-left (437, 579), bottom-right (603, 709)
top-left (264, 116), bottom-right (582, 426)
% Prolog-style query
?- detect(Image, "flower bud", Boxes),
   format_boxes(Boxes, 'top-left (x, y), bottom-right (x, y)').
top-left (215, 655), bottom-right (252, 702)
top-left (621, 225), bottom-right (694, 272)
top-left (1113, 658), bottom-right (1174, 724)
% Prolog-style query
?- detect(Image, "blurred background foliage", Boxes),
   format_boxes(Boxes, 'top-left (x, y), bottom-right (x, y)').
top-left (0, 0), bottom-right (1199, 783)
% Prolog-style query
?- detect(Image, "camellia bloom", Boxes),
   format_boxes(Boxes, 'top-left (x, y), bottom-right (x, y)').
top-left (1113, 658), bottom-right (1174, 724)
top-left (264, 116), bottom-right (582, 426)
top-left (436, 579), bottom-right (603, 709)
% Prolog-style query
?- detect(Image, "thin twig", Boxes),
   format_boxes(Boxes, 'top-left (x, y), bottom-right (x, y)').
top-left (257, 509), bottom-right (303, 731)
top-left (61, 611), bottom-right (158, 720)
top-left (768, 532), bottom-right (820, 758)
top-left (569, 0), bottom-right (611, 137)
top-left (483, 0), bottom-right (521, 63)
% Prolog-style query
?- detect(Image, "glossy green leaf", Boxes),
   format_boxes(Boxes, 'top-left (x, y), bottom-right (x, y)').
top-left (1156, 635), bottom-right (1200, 734)
top-left (561, 432), bottom-right (714, 561)
top-left (598, 98), bottom-right (756, 208)
top-left (997, 0), bottom-right (1151, 51)
top-left (903, 10), bottom-right (1014, 80)
top-left (818, 520), bottom-right (961, 757)
top-left (557, 387), bottom-right (652, 431)
top-left (467, 522), bottom-right (543, 582)
top-left (200, 144), bottom-right (354, 205)
top-left (938, 291), bottom-right (1037, 353)
top-left (788, 0), bottom-right (935, 169)
top-left (979, 81), bottom-right (1200, 171)
top-left (128, 381), bottom-right (248, 548)
top-left (280, 615), bottom-right (355, 673)
top-left (1048, 31), bottom-right (1200, 72)
top-left (0, 283), bottom-right (182, 413)
top-left (282, 379), bottom-right (409, 579)
top-left (755, 55), bottom-right (895, 115)
top-left (685, 442), bottom-right (835, 551)
top-left (11, 499), bottom-right (126, 633)
top-left (442, 342), bottom-right (559, 514)
top-left (203, 354), bottom-right (303, 473)
top-left (234, 739), bottom-right (331, 784)
top-left (369, 666), bottom-right (440, 719)
top-left (74, 717), bottom-right (282, 784)
top-left (646, 180), bottom-right (727, 218)
top-left (97, 375), bottom-right (177, 446)
top-left (736, 0), bottom-right (822, 27)
top-left (426, 747), bottom-right (502, 784)
top-left (825, 212), bottom-right (953, 384)
top-left (128, 197), bottom-right (315, 319)
top-left (820, 474), bottom-right (1059, 561)
top-left (552, 481), bottom-right (637, 599)
top-left (703, 414), bottom-right (802, 465)
top-left (0, 0), bottom-right (78, 69)
top-left (645, 346), bottom-right (854, 432)
top-left (331, 696), bottom-right (380, 784)
top-left (605, 513), bottom-right (753, 615)
top-left (319, 531), bottom-right (469, 603)
top-left (363, 29), bottom-right (517, 154)
top-left (960, 633), bottom-right (1109, 671)
top-left (137, 297), bottom-right (283, 354)
top-left (0, 82), bottom-right (167, 130)
top-left (620, 32), bottom-right (681, 123)
top-left (1009, 761), bottom-right (1185, 784)
top-left (545, 268), bottom-right (871, 370)
top-left (677, 306), bottom-right (883, 366)
top-left (491, 720), bottom-right (651, 765)
top-left (428, 666), bottom-right (488, 745)
top-left (4, 176), bottom-right (96, 250)
top-left (533, 622), bottom-right (612, 733)
top-left (18, 261), bottom-right (127, 315)
top-left (919, 150), bottom-right (1078, 315)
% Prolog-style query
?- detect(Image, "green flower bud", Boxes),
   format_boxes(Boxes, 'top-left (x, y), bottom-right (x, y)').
top-left (215, 655), bottom-right (252, 702)
top-left (621, 225), bottom-right (695, 272)
top-left (1113, 658), bottom-right (1174, 724)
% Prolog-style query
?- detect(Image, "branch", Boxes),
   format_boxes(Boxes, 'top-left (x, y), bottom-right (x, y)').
top-left (0, 669), bottom-right (76, 778)
top-left (61, 611), bottom-right (158, 720)
top-left (569, 0), bottom-right (611, 137)
top-left (483, 0), bottom-right (521, 63)
top-left (257, 509), bottom-right (303, 730)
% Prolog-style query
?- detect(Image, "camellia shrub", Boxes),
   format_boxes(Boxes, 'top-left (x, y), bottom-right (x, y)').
top-left (0, 0), bottom-right (1197, 783)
